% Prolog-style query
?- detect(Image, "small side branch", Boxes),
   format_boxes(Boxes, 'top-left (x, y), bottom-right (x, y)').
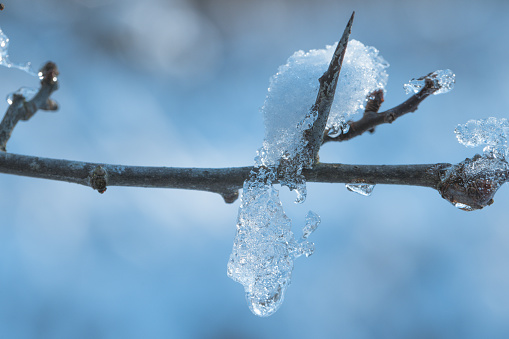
top-left (0, 62), bottom-right (59, 151)
top-left (323, 78), bottom-right (438, 143)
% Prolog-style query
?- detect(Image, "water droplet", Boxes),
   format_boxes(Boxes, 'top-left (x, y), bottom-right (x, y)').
top-left (346, 183), bottom-right (375, 196)
top-left (247, 282), bottom-right (287, 317)
top-left (454, 202), bottom-right (474, 211)
top-left (294, 183), bottom-right (307, 204)
top-left (6, 87), bottom-right (37, 105)
top-left (327, 126), bottom-right (341, 138)
top-left (302, 210), bottom-right (320, 239)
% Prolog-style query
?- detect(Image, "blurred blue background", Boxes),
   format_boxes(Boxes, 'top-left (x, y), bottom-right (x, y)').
top-left (0, 0), bottom-right (509, 338)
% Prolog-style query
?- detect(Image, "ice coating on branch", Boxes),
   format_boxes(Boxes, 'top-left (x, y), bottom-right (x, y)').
top-left (455, 117), bottom-right (509, 159)
top-left (0, 28), bottom-right (36, 76)
top-left (346, 183), bottom-right (375, 196)
top-left (227, 169), bottom-right (320, 317)
top-left (6, 87), bottom-right (37, 105)
top-left (257, 40), bottom-right (388, 164)
top-left (404, 69), bottom-right (455, 95)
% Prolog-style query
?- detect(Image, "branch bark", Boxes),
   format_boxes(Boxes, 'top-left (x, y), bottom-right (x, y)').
top-left (0, 151), bottom-right (454, 201)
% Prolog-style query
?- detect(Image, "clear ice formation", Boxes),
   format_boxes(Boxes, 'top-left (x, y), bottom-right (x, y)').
top-left (404, 69), bottom-right (455, 95)
top-left (455, 117), bottom-right (509, 159)
top-left (0, 27), bottom-right (36, 76)
top-left (345, 183), bottom-right (375, 196)
top-left (227, 169), bottom-right (319, 317)
top-left (229, 38), bottom-right (385, 317)
top-left (302, 211), bottom-right (321, 239)
top-left (6, 87), bottom-right (37, 105)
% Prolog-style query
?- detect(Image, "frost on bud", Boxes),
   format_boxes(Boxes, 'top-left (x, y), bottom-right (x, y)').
top-left (440, 118), bottom-right (509, 210)
top-left (438, 155), bottom-right (509, 210)
top-left (404, 69), bottom-right (455, 95)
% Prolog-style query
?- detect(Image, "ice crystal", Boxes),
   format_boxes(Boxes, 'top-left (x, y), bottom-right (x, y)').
top-left (404, 69), bottom-right (455, 95)
top-left (302, 211), bottom-right (321, 239)
top-left (227, 169), bottom-right (320, 317)
top-left (0, 27), bottom-right (36, 76)
top-left (455, 117), bottom-right (509, 159)
top-left (345, 183), bottom-right (375, 196)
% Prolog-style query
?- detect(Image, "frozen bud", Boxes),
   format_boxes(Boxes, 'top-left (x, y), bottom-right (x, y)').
top-left (404, 69), bottom-right (455, 95)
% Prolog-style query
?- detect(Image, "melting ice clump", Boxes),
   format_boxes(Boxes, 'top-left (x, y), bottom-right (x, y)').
top-left (0, 27), bottom-right (36, 76)
top-left (258, 40), bottom-right (389, 164)
top-left (256, 40), bottom-right (388, 200)
top-left (227, 169), bottom-right (319, 317)
top-left (345, 183), bottom-right (375, 196)
top-left (229, 39), bottom-right (385, 317)
top-left (455, 117), bottom-right (509, 159)
top-left (404, 69), bottom-right (455, 95)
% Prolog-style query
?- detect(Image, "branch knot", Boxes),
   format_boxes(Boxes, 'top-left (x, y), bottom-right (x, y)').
top-left (90, 166), bottom-right (108, 194)
top-left (438, 155), bottom-right (509, 210)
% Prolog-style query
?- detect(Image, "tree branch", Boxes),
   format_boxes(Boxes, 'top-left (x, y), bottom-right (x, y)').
top-left (1, 151), bottom-right (505, 210)
top-left (323, 77), bottom-right (438, 143)
top-left (0, 62), bottom-right (59, 151)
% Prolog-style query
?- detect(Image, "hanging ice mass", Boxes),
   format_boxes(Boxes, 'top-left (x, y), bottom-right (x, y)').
top-left (228, 13), bottom-right (390, 317)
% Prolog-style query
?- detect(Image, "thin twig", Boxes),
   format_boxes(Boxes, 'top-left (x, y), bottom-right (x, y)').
top-left (323, 78), bottom-right (438, 143)
top-left (0, 62), bottom-right (59, 151)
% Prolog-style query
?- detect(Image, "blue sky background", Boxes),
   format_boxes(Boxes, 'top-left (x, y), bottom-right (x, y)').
top-left (1, 0), bottom-right (509, 338)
